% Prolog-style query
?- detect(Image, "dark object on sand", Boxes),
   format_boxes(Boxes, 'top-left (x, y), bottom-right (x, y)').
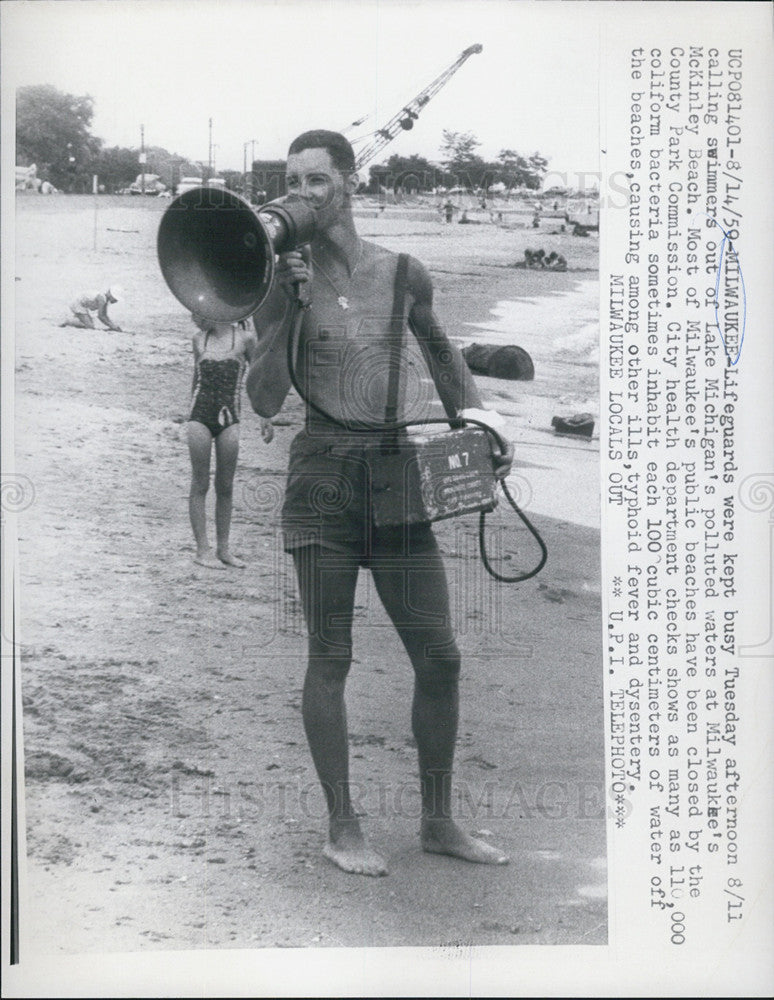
top-left (551, 413), bottom-right (595, 438)
top-left (462, 343), bottom-right (535, 381)
top-left (543, 251), bottom-right (567, 271)
top-left (514, 249), bottom-right (568, 271)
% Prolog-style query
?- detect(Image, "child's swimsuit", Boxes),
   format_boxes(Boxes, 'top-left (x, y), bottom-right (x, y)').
top-left (189, 329), bottom-right (246, 437)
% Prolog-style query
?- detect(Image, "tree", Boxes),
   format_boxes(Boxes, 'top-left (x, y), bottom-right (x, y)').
top-left (495, 148), bottom-right (548, 190)
top-left (16, 84), bottom-right (101, 191)
top-left (440, 130), bottom-right (481, 173)
top-left (143, 146), bottom-right (200, 190)
top-left (367, 153), bottom-right (437, 195)
top-left (95, 147), bottom-right (140, 192)
top-left (528, 152), bottom-right (549, 176)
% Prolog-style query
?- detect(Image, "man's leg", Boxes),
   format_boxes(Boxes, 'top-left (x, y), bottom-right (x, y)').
top-left (370, 535), bottom-right (508, 864)
top-left (292, 544), bottom-right (388, 876)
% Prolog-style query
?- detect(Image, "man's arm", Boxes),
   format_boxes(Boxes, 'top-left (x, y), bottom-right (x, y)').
top-left (245, 285), bottom-right (295, 417)
top-left (243, 328), bottom-right (260, 365)
top-left (407, 257), bottom-right (514, 478)
top-left (245, 251), bottom-right (309, 418)
top-left (406, 257), bottom-right (482, 414)
top-left (243, 329), bottom-right (275, 440)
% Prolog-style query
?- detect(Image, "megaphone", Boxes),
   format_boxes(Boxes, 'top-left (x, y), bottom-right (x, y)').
top-left (157, 188), bottom-right (317, 322)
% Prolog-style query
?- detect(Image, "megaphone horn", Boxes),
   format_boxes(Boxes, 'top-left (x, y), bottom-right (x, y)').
top-left (157, 188), bottom-right (317, 323)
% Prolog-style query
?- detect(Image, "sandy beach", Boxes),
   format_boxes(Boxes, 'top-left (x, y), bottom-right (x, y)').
top-left (13, 194), bottom-right (605, 952)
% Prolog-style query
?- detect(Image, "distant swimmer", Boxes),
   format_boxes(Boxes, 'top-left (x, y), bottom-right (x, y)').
top-left (187, 315), bottom-right (274, 570)
top-left (60, 286), bottom-right (124, 331)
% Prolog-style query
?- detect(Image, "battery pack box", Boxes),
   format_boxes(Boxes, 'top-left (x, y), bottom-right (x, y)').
top-left (368, 426), bottom-right (499, 526)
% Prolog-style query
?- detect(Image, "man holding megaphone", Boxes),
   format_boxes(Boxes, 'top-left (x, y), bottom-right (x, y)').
top-left (243, 130), bottom-right (513, 877)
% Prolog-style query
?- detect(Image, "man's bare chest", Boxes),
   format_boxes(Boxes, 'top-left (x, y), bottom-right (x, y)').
top-left (300, 254), bottom-right (405, 349)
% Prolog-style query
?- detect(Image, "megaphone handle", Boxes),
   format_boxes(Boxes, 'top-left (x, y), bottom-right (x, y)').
top-left (287, 295), bottom-right (309, 377)
top-left (291, 244), bottom-right (313, 308)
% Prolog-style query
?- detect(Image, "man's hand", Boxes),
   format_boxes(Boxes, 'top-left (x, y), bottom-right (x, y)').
top-left (460, 408), bottom-right (513, 480)
top-left (493, 438), bottom-right (514, 480)
top-left (276, 250), bottom-right (311, 305)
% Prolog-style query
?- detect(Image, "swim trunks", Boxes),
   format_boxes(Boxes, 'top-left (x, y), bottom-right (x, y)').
top-left (280, 427), bottom-right (437, 563)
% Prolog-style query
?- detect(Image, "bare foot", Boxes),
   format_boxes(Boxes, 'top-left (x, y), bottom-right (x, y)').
top-left (193, 551), bottom-right (227, 570)
top-left (421, 817), bottom-right (509, 865)
top-left (217, 550), bottom-right (246, 568)
top-left (322, 819), bottom-right (388, 876)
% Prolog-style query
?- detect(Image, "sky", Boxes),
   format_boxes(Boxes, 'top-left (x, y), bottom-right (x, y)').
top-left (3, 0), bottom-right (601, 182)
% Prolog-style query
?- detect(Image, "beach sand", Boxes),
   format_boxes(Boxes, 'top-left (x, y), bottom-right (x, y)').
top-left (13, 195), bottom-right (605, 952)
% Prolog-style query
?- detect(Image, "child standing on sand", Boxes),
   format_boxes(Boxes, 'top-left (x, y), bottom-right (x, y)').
top-left (187, 315), bottom-right (273, 569)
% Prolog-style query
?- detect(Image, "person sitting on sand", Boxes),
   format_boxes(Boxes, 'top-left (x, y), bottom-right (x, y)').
top-left (60, 285), bottom-right (124, 331)
top-left (545, 251), bottom-right (568, 272)
top-left (187, 315), bottom-right (274, 569)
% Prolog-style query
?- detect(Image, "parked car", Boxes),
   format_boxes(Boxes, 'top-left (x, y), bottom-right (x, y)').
top-left (176, 176), bottom-right (205, 195)
top-left (128, 173), bottom-right (167, 196)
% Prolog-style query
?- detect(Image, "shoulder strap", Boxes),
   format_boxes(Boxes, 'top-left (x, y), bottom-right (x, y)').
top-left (384, 253), bottom-right (409, 428)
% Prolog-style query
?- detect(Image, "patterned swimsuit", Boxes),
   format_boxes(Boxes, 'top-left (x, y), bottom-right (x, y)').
top-left (189, 329), bottom-right (246, 437)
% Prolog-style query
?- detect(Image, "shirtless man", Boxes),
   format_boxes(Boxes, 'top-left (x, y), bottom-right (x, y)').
top-left (247, 130), bottom-right (513, 876)
top-left (60, 286), bottom-right (124, 331)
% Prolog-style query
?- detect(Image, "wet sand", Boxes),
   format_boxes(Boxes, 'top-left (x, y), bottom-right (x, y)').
top-left (13, 195), bottom-right (605, 952)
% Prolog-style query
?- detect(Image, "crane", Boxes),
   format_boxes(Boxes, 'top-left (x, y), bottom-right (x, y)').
top-left (352, 43), bottom-right (483, 170)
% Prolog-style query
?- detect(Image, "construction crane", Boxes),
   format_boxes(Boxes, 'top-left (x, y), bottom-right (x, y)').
top-left (352, 43), bottom-right (483, 170)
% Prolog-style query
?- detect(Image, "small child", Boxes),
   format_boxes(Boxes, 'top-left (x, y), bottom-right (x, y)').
top-left (187, 315), bottom-right (273, 569)
top-left (60, 286), bottom-right (124, 331)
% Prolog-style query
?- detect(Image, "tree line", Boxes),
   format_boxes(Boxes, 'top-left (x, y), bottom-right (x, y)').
top-left (16, 85), bottom-right (209, 193)
top-left (366, 131), bottom-right (548, 195)
top-left (16, 85), bottom-right (550, 195)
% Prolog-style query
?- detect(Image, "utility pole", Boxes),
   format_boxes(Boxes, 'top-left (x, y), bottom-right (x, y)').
top-left (140, 124), bottom-right (146, 195)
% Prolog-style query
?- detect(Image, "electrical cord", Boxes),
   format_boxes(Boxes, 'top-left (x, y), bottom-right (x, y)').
top-left (284, 298), bottom-right (547, 582)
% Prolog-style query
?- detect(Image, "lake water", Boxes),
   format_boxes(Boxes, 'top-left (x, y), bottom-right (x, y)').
top-left (462, 278), bottom-right (599, 372)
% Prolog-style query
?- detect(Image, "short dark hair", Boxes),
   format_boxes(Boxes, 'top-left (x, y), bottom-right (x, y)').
top-left (288, 130), bottom-right (356, 173)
